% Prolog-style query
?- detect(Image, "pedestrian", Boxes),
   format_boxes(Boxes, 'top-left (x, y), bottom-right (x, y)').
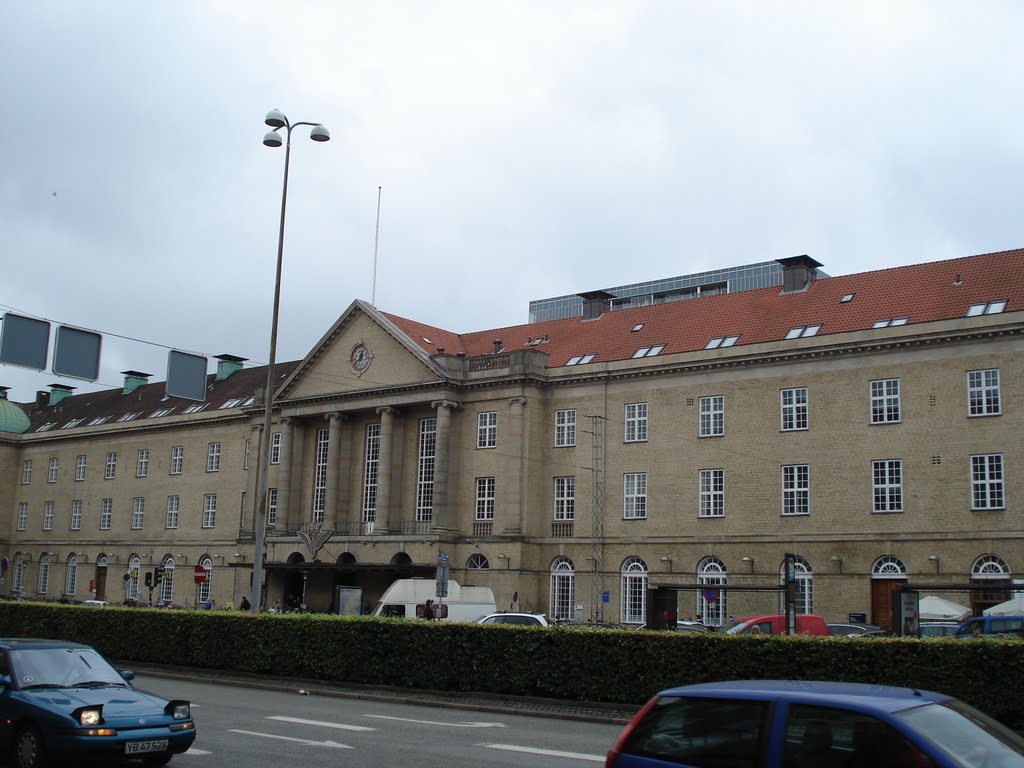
top-left (239, 595), bottom-right (251, 611)
top-left (423, 599), bottom-right (435, 620)
top-left (269, 599), bottom-right (281, 614)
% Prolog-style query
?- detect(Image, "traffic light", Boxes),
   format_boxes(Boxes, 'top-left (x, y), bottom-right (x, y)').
top-left (144, 571), bottom-right (153, 589)
top-left (154, 566), bottom-right (164, 585)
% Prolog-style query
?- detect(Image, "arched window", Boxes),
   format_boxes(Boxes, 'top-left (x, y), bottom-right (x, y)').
top-left (197, 555), bottom-right (213, 604)
top-left (620, 557), bottom-right (648, 624)
top-left (96, 554), bottom-right (108, 568)
top-left (549, 557), bottom-right (575, 621)
top-left (467, 554), bottom-right (489, 570)
top-left (159, 556), bottom-right (175, 605)
top-left (697, 557), bottom-right (727, 626)
top-left (37, 554), bottom-right (51, 595)
top-left (65, 554), bottom-right (78, 596)
top-left (778, 556), bottom-right (813, 614)
top-left (128, 555), bottom-right (141, 600)
top-left (971, 554), bottom-right (1012, 615)
top-left (871, 555), bottom-right (907, 578)
top-left (972, 554), bottom-right (1010, 578)
top-left (12, 554), bottom-right (25, 595)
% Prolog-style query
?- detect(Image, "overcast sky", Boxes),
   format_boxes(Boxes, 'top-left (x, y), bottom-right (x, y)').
top-left (2, 1), bottom-right (1022, 403)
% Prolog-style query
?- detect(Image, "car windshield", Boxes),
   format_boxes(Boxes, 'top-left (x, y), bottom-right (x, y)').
top-left (896, 699), bottom-right (1024, 767)
top-left (10, 647), bottom-right (128, 690)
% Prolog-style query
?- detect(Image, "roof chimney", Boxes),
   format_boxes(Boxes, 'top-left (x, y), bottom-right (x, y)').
top-left (215, 354), bottom-right (248, 381)
top-left (121, 370), bottom-right (152, 395)
top-left (578, 290), bottom-right (615, 321)
top-left (493, 339), bottom-right (503, 354)
top-left (48, 383), bottom-right (75, 405)
top-left (777, 255), bottom-right (823, 294)
top-left (35, 390), bottom-right (50, 408)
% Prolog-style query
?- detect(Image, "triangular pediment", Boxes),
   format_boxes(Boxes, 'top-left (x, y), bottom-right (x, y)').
top-left (278, 301), bottom-right (445, 400)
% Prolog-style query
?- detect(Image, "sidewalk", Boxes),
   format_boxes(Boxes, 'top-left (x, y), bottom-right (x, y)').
top-left (129, 662), bottom-right (638, 725)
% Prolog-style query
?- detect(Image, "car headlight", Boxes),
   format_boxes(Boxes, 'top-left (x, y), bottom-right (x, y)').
top-left (166, 700), bottom-right (190, 720)
top-left (76, 707), bottom-right (103, 726)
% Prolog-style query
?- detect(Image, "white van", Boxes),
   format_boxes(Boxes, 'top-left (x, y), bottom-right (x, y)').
top-left (371, 578), bottom-right (496, 621)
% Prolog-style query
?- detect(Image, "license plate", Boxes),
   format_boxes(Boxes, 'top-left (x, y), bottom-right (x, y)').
top-left (125, 739), bottom-right (169, 754)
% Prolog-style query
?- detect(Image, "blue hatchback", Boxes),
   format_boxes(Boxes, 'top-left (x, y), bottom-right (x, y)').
top-left (606, 680), bottom-right (1024, 767)
top-left (0, 638), bottom-right (196, 767)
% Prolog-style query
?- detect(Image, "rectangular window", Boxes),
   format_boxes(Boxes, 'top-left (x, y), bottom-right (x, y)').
top-left (165, 496), bottom-right (179, 529)
top-left (271, 432), bottom-right (282, 464)
top-left (362, 424), bottom-right (381, 525)
top-left (624, 403), bottom-right (648, 443)
top-left (99, 499), bottom-right (112, 530)
top-left (75, 455), bottom-right (86, 481)
top-left (202, 494), bottom-right (217, 528)
top-left (47, 457), bottom-right (58, 483)
top-left (170, 446), bottom-right (183, 475)
top-left (313, 428), bottom-right (329, 525)
top-left (21, 460), bottom-right (32, 485)
top-left (206, 443), bottom-right (221, 472)
top-left (971, 454), bottom-right (1005, 510)
top-left (967, 369), bottom-right (1001, 417)
top-left (17, 502), bottom-right (27, 531)
top-left (699, 468), bottom-right (725, 517)
top-left (699, 395), bottom-right (725, 437)
top-left (872, 460), bottom-right (903, 513)
top-left (131, 497), bottom-right (145, 529)
top-left (70, 500), bottom-right (82, 530)
top-left (782, 464), bottom-right (810, 515)
top-left (105, 452), bottom-right (117, 480)
top-left (554, 476), bottom-right (575, 520)
top-left (781, 388), bottom-right (809, 431)
top-left (475, 477), bottom-right (496, 520)
top-left (267, 488), bottom-right (278, 527)
top-left (243, 438), bottom-right (251, 469)
top-left (416, 418), bottom-right (437, 523)
top-left (477, 412), bottom-right (497, 448)
top-left (555, 409), bottom-right (577, 447)
top-left (136, 448), bottom-right (150, 477)
top-left (43, 501), bottom-right (54, 530)
top-left (870, 379), bottom-right (901, 424)
top-left (623, 472), bottom-right (648, 519)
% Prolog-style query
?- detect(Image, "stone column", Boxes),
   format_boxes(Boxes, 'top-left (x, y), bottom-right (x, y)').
top-left (276, 417), bottom-right (295, 530)
top-left (376, 407), bottom-right (396, 533)
top-left (505, 397), bottom-right (527, 535)
top-left (324, 412), bottom-right (344, 529)
top-left (430, 400), bottom-right (458, 532)
top-left (245, 423), bottom-right (262, 534)
top-left (336, 416), bottom-right (353, 531)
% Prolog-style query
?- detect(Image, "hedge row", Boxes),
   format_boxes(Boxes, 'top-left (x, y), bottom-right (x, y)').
top-left (2, 603), bottom-right (1021, 729)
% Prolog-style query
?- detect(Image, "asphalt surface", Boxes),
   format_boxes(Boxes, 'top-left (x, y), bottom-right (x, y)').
top-left (126, 662), bottom-right (639, 726)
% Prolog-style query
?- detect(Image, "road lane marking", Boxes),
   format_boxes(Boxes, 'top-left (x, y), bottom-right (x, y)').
top-left (365, 714), bottom-right (506, 728)
top-left (228, 729), bottom-right (352, 749)
top-left (479, 743), bottom-right (604, 762)
top-left (185, 747), bottom-right (212, 755)
top-left (267, 715), bottom-right (376, 732)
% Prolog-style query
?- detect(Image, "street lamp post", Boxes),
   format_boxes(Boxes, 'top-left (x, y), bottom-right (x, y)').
top-left (251, 108), bottom-right (330, 613)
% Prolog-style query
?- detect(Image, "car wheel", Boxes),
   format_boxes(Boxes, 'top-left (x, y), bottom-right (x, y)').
top-left (13, 723), bottom-right (46, 768)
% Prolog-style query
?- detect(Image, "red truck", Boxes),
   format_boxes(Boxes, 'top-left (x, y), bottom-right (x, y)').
top-left (724, 613), bottom-right (829, 636)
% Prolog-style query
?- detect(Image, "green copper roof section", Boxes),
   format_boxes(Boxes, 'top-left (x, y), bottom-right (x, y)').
top-left (0, 389), bottom-right (30, 434)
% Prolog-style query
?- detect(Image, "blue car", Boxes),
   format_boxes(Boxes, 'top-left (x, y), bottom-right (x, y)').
top-left (606, 680), bottom-right (1024, 767)
top-left (0, 639), bottom-right (196, 767)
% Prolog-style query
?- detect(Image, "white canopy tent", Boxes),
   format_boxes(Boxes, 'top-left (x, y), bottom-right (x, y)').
top-left (983, 595), bottom-right (1024, 616)
top-left (919, 595), bottom-right (971, 621)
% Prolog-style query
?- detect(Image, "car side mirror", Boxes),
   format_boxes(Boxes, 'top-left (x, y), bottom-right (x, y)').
top-left (120, 670), bottom-right (135, 682)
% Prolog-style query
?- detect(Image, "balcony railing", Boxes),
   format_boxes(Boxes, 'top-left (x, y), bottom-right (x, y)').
top-left (468, 353), bottom-right (510, 371)
top-left (552, 521), bottom-right (574, 537)
top-left (472, 521), bottom-right (493, 537)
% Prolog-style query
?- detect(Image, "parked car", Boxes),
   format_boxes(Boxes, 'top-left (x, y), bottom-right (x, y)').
top-left (955, 615), bottom-right (1024, 638)
top-left (637, 621), bottom-right (710, 633)
top-left (920, 621), bottom-right (960, 638)
top-left (725, 614), bottom-right (829, 636)
top-left (605, 679), bottom-right (1024, 767)
top-left (476, 611), bottom-right (549, 627)
top-left (827, 622), bottom-right (883, 636)
top-left (0, 638), bottom-right (196, 768)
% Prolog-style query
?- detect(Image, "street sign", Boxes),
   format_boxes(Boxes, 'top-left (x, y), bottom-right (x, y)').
top-left (703, 588), bottom-right (720, 603)
top-left (194, 564), bottom-right (208, 584)
top-left (602, 591), bottom-right (610, 603)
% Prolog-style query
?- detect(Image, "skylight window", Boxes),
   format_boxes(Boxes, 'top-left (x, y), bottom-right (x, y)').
top-left (61, 418), bottom-right (85, 429)
top-left (36, 422), bottom-right (56, 432)
top-left (219, 398), bottom-right (243, 409)
top-left (149, 407), bottom-right (175, 418)
top-left (784, 325), bottom-right (821, 340)
top-left (632, 344), bottom-right (666, 358)
top-left (421, 336), bottom-right (433, 344)
top-left (872, 318), bottom-right (908, 329)
top-left (840, 293), bottom-right (855, 303)
top-left (705, 335), bottom-right (740, 349)
top-left (183, 403), bottom-right (209, 414)
top-left (566, 354), bottom-right (596, 366)
top-left (242, 396), bottom-right (255, 406)
top-left (967, 300), bottom-right (1007, 317)
top-left (117, 412), bottom-right (142, 422)
top-left (631, 323), bottom-right (645, 332)
top-left (87, 416), bottom-right (110, 426)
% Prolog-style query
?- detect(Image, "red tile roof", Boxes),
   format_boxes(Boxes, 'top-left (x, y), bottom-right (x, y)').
top-left (382, 248), bottom-right (1024, 367)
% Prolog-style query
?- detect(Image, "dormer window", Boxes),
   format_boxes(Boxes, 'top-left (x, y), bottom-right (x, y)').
top-left (566, 354), bottom-right (596, 366)
top-left (705, 335), bottom-right (740, 350)
top-left (784, 325), bottom-right (821, 339)
top-left (967, 300), bottom-right (1007, 317)
top-left (632, 344), bottom-right (665, 358)
top-left (871, 318), bottom-right (908, 329)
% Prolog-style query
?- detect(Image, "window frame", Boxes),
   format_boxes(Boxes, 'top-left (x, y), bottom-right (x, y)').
top-left (202, 494), bottom-right (217, 528)
top-left (206, 442), bottom-right (221, 472)
top-left (782, 464), bottom-right (810, 516)
top-left (624, 403), bottom-right (648, 443)
top-left (554, 409), bottom-right (577, 447)
top-left (131, 497), bottom-right (145, 529)
top-left (871, 459), bottom-right (903, 513)
top-left (967, 369), bottom-right (1001, 417)
top-left (477, 411), bottom-right (497, 449)
top-left (623, 472), bottom-right (648, 519)
top-left (970, 454), bottom-right (1005, 510)
top-left (475, 477), bottom-right (496, 521)
top-left (699, 395), bottom-right (725, 437)
top-left (104, 452), bottom-right (117, 480)
top-left (165, 495), bottom-right (179, 529)
top-left (170, 446), bottom-right (183, 475)
top-left (869, 378), bottom-right (901, 424)
top-left (136, 448), bottom-right (150, 478)
top-left (699, 468), bottom-right (725, 518)
top-left (780, 387), bottom-right (809, 432)
top-left (553, 476), bottom-right (576, 520)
